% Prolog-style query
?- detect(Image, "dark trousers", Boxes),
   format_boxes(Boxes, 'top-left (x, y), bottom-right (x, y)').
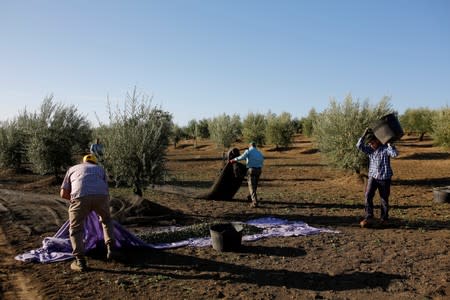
top-left (247, 167), bottom-right (262, 204)
top-left (365, 177), bottom-right (391, 220)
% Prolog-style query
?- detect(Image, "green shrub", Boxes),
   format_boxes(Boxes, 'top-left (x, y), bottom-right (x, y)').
top-left (242, 112), bottom-right (266, 146)
top-left (313, 95), bottom-right (393, 173)
top-left (265, 111), bottom-right (296, 150)
top-left (0, 120), bottom-right (28, 170)
top-left (208, 113), bottom-right (241, 149)
top-left (25, 96), bottom-right (92, 176)
top-left (301, 108), bottom-right (318, 137)
top-left (432, 106), bottom-right (450, 149)
top-left (400, 108), bottom-right (435, 140)
top-left (100, 88), bottom-right (172, 196)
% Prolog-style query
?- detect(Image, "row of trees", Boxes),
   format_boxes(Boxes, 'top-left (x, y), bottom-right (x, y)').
top-left (173, 112), bottom-right (301, 150)
top-left (0, 89), bottom-right (449, 195)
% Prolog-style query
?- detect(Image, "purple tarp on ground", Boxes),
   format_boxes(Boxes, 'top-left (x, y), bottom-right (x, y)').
top-left (15, 213), bottom-right (339, 263)
top-left (15, 211), bottom-right (151, 263)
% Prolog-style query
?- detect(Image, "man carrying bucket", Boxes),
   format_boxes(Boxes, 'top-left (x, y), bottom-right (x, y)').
top-left (357, 128), bottom-right (398, 228)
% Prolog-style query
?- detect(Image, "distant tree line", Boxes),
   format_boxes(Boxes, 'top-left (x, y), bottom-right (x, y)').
top-left (0, 88), bottom-right (449, 194)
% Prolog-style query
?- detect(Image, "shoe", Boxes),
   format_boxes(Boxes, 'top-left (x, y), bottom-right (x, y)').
top-left (359, 218), bottom-right (372, 228)
top-left (249, 202), bottom-right (258, 208)
top-left (70, 258), bottom-right (88, 272)
top-left (379, 219), bottom-right (389, 227)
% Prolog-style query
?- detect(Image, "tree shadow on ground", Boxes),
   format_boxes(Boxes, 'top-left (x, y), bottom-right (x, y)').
top-left (95, 248), bottom-right (405, 292)
top-left (398, 143), bottom-right (433, 148)
top-left (258, 200), bottom-right (423, 210)
top-left (399, 152), bottom-right (450, 160)
top-left (393, 178), bottom-right (450, 187)
top-left (171, 157), bottom-right (222, 162)
top-left (268, 163), bottom-right (326, 168)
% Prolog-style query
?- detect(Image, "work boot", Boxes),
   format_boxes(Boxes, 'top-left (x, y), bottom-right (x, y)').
top-left (106, 244), bottom-right (121, 261)
top-left (70, 257), bottom-right (88, 272)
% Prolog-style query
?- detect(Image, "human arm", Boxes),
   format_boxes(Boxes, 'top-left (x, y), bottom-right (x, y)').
top-left (356, 127), bottom-right (373, 154)
top-left (60, 188), bottom-right (71, 200)
top-left (386, 143), bottom-right (398, 158)
top-left (230, 149), bottom-right (249, 163)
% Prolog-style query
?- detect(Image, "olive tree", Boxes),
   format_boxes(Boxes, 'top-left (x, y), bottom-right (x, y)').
top-left (197, 118), bottom-right (210, 139)
top-left (208, 113), bottom-right (241, 149)
top-left (186, 119), bottom-right (199, 148)
top-left (313, 95), bottom-right (393, 173)
top-left (432, 106), bottom-right (450, 149)
top-left (242, 112), bottom-right (266, 146)
top-left (100, 88), bottom-right (172, 196)
top-left (265, 111), bottom-right (296, 150)
top-left (400, 108), bottom-right (435, 141)
top-left (171, 124), bottom-right (187, 149)
top-left (0, 120), bottom-right (28, 171)
top-left (301, 108), bottom-right (318, 137)
top-left (25, 96), bottom-right (92, 176)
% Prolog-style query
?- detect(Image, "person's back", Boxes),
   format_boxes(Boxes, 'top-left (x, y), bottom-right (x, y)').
top-left (90, 138), bottom-right (104, 161)
top-left (245, 146), bottom-right (264, 168)
top-left (63, 163), bottom-right (108, 199)
top-left (60, 154), bottom-right (118, 272)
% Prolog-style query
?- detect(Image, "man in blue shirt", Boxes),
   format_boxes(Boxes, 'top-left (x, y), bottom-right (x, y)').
top-left (90, 138), bottom-right (104, 163)
top-left (230, 142), bottom-right (264, 208)
top-left (357, 129), bottom-right (398, 228)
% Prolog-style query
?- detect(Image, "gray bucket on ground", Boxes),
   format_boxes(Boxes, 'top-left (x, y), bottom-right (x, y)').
top-left (370, 113), bottom-right (404, 144)
top-left (433, 187), bottom-right (450, 203)
top-left (210, 223), bottom-right (243, 252)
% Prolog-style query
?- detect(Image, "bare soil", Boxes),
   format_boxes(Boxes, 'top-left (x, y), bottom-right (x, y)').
top-left (0, 135), bottom-right (449, 300)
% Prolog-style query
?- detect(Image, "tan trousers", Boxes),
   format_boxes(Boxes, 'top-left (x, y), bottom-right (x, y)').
top-left (68, 195), bottom-right (115, 258)
top-left (247, 167), bottom-right (262, 204)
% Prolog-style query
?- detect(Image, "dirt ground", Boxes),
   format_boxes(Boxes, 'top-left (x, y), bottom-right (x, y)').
top-left (0, 135), bottom-right (449, 300)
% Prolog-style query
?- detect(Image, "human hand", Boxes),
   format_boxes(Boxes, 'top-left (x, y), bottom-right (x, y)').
top-left (229, 160), bottom-right (235, 164)
top-left (363, 127), bottom-right (370, 137)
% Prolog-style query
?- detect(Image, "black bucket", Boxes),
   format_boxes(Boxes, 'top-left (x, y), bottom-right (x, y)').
top-left (210, 223), bottom-right (243, 252)
top-left (370, 113), bottom-right (404, 144)
top-left (433, 187), bottom-right (450, 203)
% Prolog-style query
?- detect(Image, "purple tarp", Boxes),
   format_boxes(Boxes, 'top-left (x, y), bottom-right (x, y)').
top-left (15, 213), bottom-right (339, 263)
top-left (15, 211), bottom-right (151, 263)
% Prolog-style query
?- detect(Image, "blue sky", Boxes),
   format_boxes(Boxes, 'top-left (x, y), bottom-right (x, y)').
top-left (1, 0), bottom-right (449, 126)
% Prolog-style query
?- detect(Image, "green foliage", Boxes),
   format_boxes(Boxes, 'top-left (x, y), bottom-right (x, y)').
top-left (313, 95), bottom-right (393, 173)
top-left (208, 114), bottom-right (241, 149)
top-left (400, 108), bottom-right (435, 140)
top-left (291, 117), bottom-right (302, 133)
top-left (171, 124), bottom-right (187, 148)
top-left (25, 96), bottom-right (92, 176)
top-left (432, 106), bottom-right (450, 149)
top-left (186, 119), bottom-right (198, 139)
top-left (197, 118), bottom-right (210, 139)
top-left (242, 112), bottom-right (266, 146)
top-left (265, 111), bottom-right (296, 150)
top-left (101, 88), bottom-right (172, 195)
top-left (0, 120), bottom-right (28, 170)
top-left (301, 108), bottom-right (318, 137)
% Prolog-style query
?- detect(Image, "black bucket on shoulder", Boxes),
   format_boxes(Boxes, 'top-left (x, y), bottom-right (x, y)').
top-left (370, 113), bottom-right (404, 144)
top-left (209, 223), bottom-right (243, 252)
